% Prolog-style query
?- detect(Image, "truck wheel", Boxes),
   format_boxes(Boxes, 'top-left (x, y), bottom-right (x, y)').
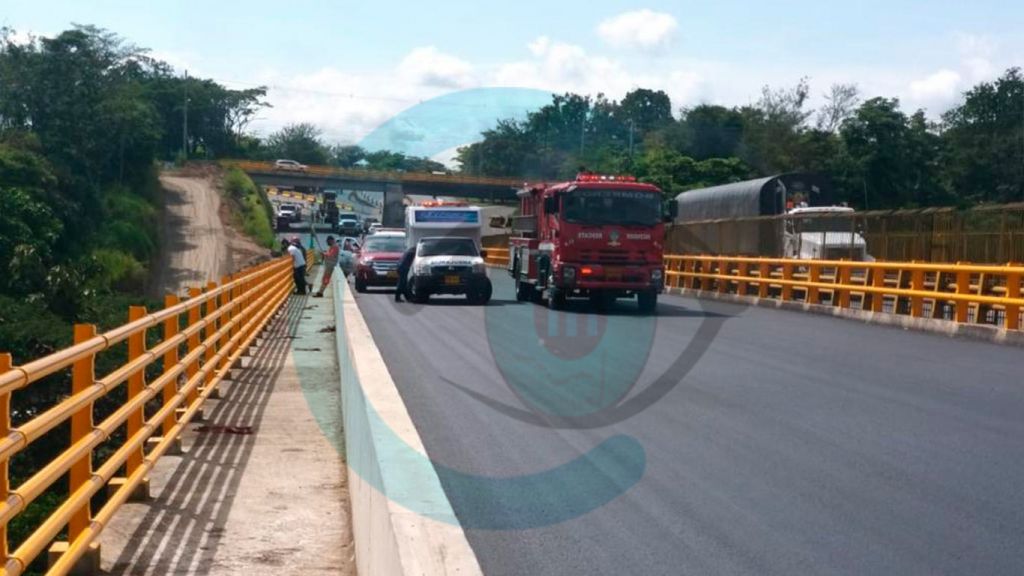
top-left (355, 278), bottom-right (367, 293)
top-left (515, 275), bottom-right (532, 302)
top-left (547, 287), bottom-right (566, 311)
top-left (638, 290), bottom-right (658, 315)
top-left (409, 281), bottom-right (429, 304)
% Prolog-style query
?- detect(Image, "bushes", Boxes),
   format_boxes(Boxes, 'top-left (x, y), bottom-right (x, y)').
top-left (223, 167), bottom-right (275, 248)
top-left (91, 248), bottom-right (147, 292)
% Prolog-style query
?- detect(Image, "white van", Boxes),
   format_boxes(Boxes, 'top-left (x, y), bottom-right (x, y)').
top-left (403, 204), bottom-right (491, 304)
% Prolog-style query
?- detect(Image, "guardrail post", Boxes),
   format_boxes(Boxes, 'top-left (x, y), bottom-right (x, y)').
top-left (1006, 270), bottom-right (1020, 331)
top-left (179, 287), bottom-right (203, 423)
top-left (48, 324), bottom-right (101, 573)
top-left (736, 261), bottom-right (749, 296)
top-left (781, 263), bottom-right (794, 301)
top-left (204, 281), bottom-right (220, 399)
top-left (955, 269), bottom-right (970, 323)
top-left (870, 266), bottom-right (886, 313)
top-left (757, 263), bottom-right (769, 298)
top-left (152, 295), bottom-right (183, 456)
top-left (807, 265), bottom-right (821, 304)
top-left (910, 269), bottom-right (925, 318)
top-left (837, 265), bottom-right (853, 309)
top-left (717, 259), bottom-right (730, 294)
top-left (0, 354), bottom-right (10, 566)
top-left (109, 306), bottom-right (150, 502)
top-left (218, 275), bottom-right (232, 381)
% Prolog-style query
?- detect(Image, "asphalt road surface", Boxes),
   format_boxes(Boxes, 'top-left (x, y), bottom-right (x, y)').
top-left (354, 271), bottom-right (1024, 576)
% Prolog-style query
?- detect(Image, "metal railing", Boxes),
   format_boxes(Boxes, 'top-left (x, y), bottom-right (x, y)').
top-left (0, 255), bottom-right (298, 575)
top-left (224, 160), bottom-right (522, 188)
top-left (665, 255), bottom-right (1023, 331)
top-left (484, 248), bottom-right (1022, 331)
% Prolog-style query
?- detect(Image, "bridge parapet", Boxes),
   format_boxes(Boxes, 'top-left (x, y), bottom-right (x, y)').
top-left (0, 254), bottom-right (300, 575)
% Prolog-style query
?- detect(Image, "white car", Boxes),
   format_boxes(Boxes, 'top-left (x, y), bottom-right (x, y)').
top-left (274, 159), bottom-right (308, 172)
top-left (276, 203), bottom-right (300, 221)
top-left (407, 237), bottom-right (492, 305)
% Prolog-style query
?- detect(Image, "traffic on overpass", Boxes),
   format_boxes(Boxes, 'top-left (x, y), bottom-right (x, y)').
top-left (2, 5), bottom-right (1024, 576)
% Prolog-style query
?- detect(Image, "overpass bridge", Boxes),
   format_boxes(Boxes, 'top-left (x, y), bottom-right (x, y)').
top-left (226, 160), bottom-right (522, 226)
top-left (1, 245), bottom-right (1022, 575)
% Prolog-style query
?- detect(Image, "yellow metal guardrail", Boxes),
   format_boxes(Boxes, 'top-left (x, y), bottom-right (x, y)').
top-left (485, 248), bottom-right (1022, 330)
top-left (265, 187), bottom-right (317, 203)
top-left (223, 160), bottom-right (522, 188)
top-left (0, 255), bottom-right (299, 575)
top-left (666, 255), bottom-right (1024, 331)
top-left (483, 247), bottom-right (509, 267)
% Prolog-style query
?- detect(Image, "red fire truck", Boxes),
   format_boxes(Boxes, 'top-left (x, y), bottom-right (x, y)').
top-left (508, 173), bottom-right (676, 313)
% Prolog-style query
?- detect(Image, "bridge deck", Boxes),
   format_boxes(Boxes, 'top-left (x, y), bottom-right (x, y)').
top-left (98, 279), bottom-right (355, 575)
top-left (355, 271), bottom-right (1024, 576)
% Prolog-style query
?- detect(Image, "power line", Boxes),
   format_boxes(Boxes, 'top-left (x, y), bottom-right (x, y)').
top-left (215, 76), bottom-right (546, 110)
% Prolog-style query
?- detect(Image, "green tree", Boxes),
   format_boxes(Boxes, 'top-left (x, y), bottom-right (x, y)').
top-left (840, 97), bottom-right (946, 208)
top-left (941, 67), bottom-right (1024, 204)
top-left (264, 122), bottom-right (330, 165)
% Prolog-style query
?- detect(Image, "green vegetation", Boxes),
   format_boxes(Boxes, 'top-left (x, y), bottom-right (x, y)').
top-left (223, 166), bottom-right (276, 248)
top-left (255, 121), bottom-right (448, 172)
top-left (455, 76), bottom-right (1024, 208)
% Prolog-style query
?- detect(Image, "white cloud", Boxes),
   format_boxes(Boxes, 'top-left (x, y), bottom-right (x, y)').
top-left (955, 32), bottom-right (998, 83)
top-left (909, 69), bottom-right (961, 106)
top-left (4, 28), bottom-right (41, 46)
top-left (149, 50), bottom-right (198, 74)
top-left (397, 46), bottom-right (474, 89)
top-left (597, 9), bottom-right (678, 51)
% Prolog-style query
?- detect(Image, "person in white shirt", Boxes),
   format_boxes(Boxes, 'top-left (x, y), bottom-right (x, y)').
top-left (282, 237), bottom-right (307, 294)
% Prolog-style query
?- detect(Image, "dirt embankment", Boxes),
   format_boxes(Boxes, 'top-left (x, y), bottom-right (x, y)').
top-left (151, 166), bottom-right (272, 298)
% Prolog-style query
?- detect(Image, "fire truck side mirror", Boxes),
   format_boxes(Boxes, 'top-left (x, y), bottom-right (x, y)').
top-left (665, 199), bottom-right (679, 221)
top-left (543, 196), bottom-right (558, 215)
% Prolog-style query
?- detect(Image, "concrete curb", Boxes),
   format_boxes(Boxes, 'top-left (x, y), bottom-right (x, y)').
top-left (333, 278), bottom-right (484, 576)
top-left (667, 286), bottom-right (1024, 348)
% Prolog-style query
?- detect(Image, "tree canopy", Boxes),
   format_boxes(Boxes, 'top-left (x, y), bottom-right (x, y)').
top-left (455, 72), bottom-right (1024, 208)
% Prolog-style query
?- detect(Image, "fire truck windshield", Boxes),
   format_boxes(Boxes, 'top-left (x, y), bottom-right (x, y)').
top-left (562, 188), bottom-right (662, 226)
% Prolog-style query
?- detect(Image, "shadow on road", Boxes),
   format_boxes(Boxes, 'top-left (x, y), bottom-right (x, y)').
top-left (106, 294), bottom-right (307, 575)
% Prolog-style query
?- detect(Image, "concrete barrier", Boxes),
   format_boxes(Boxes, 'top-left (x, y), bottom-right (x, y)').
top-left (333, 278), bottom-right (483, 576)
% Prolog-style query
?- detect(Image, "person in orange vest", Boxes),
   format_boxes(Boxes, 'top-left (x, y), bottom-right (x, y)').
top-left (314, 236), bottom-right (340, 298)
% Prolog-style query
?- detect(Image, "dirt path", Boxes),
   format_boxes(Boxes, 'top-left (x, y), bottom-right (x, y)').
top-left (152, 174), bottom-right (270, 297)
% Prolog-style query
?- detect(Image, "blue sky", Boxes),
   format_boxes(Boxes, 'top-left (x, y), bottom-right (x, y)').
top-left (4, 1), bottom-right (1022, 151)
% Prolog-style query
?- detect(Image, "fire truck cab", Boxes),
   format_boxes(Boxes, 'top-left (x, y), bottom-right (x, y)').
top-left (508, 173), bottom-right (674, 314)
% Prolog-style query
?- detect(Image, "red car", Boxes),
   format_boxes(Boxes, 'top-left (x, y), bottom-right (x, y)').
top-left (354, 233), bottom-right (407, 292)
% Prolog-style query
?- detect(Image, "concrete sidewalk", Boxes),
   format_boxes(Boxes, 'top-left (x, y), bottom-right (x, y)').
top-left (99, 277), bottom-right (355, 575)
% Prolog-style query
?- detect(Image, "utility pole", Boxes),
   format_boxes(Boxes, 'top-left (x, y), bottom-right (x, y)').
top-left (580, 113), bottom-right (586, 158)
top-left (182, 69), bottom-right (189, 161)
top-left (628, 119), bottom-right (635, 158)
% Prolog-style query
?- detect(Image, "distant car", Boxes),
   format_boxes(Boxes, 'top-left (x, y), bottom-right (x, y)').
top-left (354, 234), bottom-right (407, 292)
top-left (367, 223), bottom-right (383, 235)
top-left (274, 159), bottom-right (308, 172)
top-left (338, 218), bottom-right (361, 236)
top-left (275, 203), bottom-right (302, 230)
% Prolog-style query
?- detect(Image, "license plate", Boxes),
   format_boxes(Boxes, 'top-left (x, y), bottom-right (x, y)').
top-left (605, 267), bottom-right (623, 280)
top-left (444, 275), bottom-right (460, 285)
top-left (386, 271), bottom-right (397, 278)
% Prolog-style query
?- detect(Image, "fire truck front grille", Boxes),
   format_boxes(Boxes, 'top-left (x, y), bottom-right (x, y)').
top-left (580, 250), bottom-right (647, 266)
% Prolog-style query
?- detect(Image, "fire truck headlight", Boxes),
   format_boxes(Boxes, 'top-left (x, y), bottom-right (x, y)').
top-left (651, 269), bottom-right (664, 283)
top-left (562, 266), bottom-right (577, 283)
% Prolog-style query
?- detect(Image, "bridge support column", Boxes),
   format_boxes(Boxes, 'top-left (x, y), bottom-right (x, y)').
top-left (382, 183), bottom-right (405, 228)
